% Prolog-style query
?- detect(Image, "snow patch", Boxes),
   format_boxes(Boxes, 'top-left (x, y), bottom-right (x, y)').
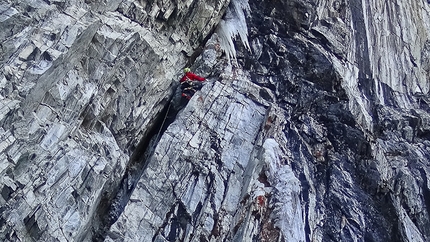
top-left (216, 0), bottom-right (251, 60)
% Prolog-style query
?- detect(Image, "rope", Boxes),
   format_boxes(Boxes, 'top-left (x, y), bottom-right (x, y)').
top-left (154, 102), bottom-right (172, 143)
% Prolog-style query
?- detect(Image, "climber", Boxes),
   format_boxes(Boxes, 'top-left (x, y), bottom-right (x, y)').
top-left (180, 67), bottom-right (205, 100)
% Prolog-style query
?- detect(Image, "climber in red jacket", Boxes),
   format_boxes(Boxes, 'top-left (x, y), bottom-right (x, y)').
top-left (180, 67), bottom-right (205, 100)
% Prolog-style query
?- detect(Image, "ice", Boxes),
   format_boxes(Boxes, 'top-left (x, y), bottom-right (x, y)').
top-left (262, 138), bottom-right (306, 242)
top-left (216, 0), bottom-right (251, 60)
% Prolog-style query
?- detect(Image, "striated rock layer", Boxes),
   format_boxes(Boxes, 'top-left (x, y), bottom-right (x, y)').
top-left (1, 0), bottom-right (430, 241)
top-left (0, 0), bottom-right (228, 241)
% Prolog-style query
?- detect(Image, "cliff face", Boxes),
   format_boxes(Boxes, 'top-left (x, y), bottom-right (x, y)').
top-left (1, 0), bottom-right (430, 242)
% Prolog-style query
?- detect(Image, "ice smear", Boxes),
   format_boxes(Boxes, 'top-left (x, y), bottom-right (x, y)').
top-left (262, 138), bottom-right (306, 242)
top-left (216, 0), bottom-right (251, 60)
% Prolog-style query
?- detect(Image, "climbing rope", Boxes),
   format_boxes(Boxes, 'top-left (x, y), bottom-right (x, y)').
top-left (154, 101), bottom-right (172, 143)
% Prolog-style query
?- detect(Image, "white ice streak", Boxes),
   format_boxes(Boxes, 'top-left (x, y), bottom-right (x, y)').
top-left (216, 0), bottom-right (251, 60)
top-left (262, 138), bottom-right (305, 242)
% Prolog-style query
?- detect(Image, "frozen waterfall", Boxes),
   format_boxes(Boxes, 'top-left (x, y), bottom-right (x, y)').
top-left (216, 0), bottom-right (251, 60)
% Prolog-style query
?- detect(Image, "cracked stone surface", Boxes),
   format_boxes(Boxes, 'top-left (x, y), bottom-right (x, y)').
top-left (0, 0), bottom-right (229, 241)
top-left (1, 0), bottom-right (430, 241)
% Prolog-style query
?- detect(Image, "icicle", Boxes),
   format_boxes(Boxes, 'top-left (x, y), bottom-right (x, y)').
top-left (216, 0), bottom-right (251, 60)
top-left (262, 138), bottom-right (306, 242)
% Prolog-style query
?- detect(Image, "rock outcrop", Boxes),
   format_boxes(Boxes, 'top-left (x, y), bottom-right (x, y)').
top-left (1, 0), bottom-right (430, 241)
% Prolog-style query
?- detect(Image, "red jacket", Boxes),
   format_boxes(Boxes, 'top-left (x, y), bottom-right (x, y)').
top-left (180, 72), bottom-right (205, 83)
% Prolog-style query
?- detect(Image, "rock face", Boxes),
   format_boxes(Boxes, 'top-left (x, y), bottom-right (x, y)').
top-left (1, 0), bottom-right (430, 241)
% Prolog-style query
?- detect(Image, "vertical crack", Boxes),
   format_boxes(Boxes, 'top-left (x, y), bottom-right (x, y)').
top-left (89, 94), bottom-right (184, 241)
top-left (152, 200), bottom-right (192, 242)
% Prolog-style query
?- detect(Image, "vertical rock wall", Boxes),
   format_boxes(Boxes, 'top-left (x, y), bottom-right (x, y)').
top-left (107, 75), bottom-right (269, 241)
top-left (309, 1), bottom-right (430, 240)
top-left (1, 0), bottom-right (430, 241)
top-left (109, 0), bottom-right (430, 241)
top-left (0, 0), bottom-right (229, 241)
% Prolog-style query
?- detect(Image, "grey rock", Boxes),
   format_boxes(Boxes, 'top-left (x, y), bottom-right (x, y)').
top-left (1, 0), bottom-right (430, 241)
top-left (0, 0), bottom-right (228, 241)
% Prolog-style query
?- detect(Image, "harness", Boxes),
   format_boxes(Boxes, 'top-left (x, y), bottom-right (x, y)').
top-left (180, 74), bottom-right (204, 99)
top-left (181, 78), bottom-right (201, 90)
top-left (180, 80), bottom-right (193, 89)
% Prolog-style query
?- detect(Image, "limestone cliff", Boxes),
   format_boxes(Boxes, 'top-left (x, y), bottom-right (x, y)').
top-left (1, 0), bottom-right (429, 242)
